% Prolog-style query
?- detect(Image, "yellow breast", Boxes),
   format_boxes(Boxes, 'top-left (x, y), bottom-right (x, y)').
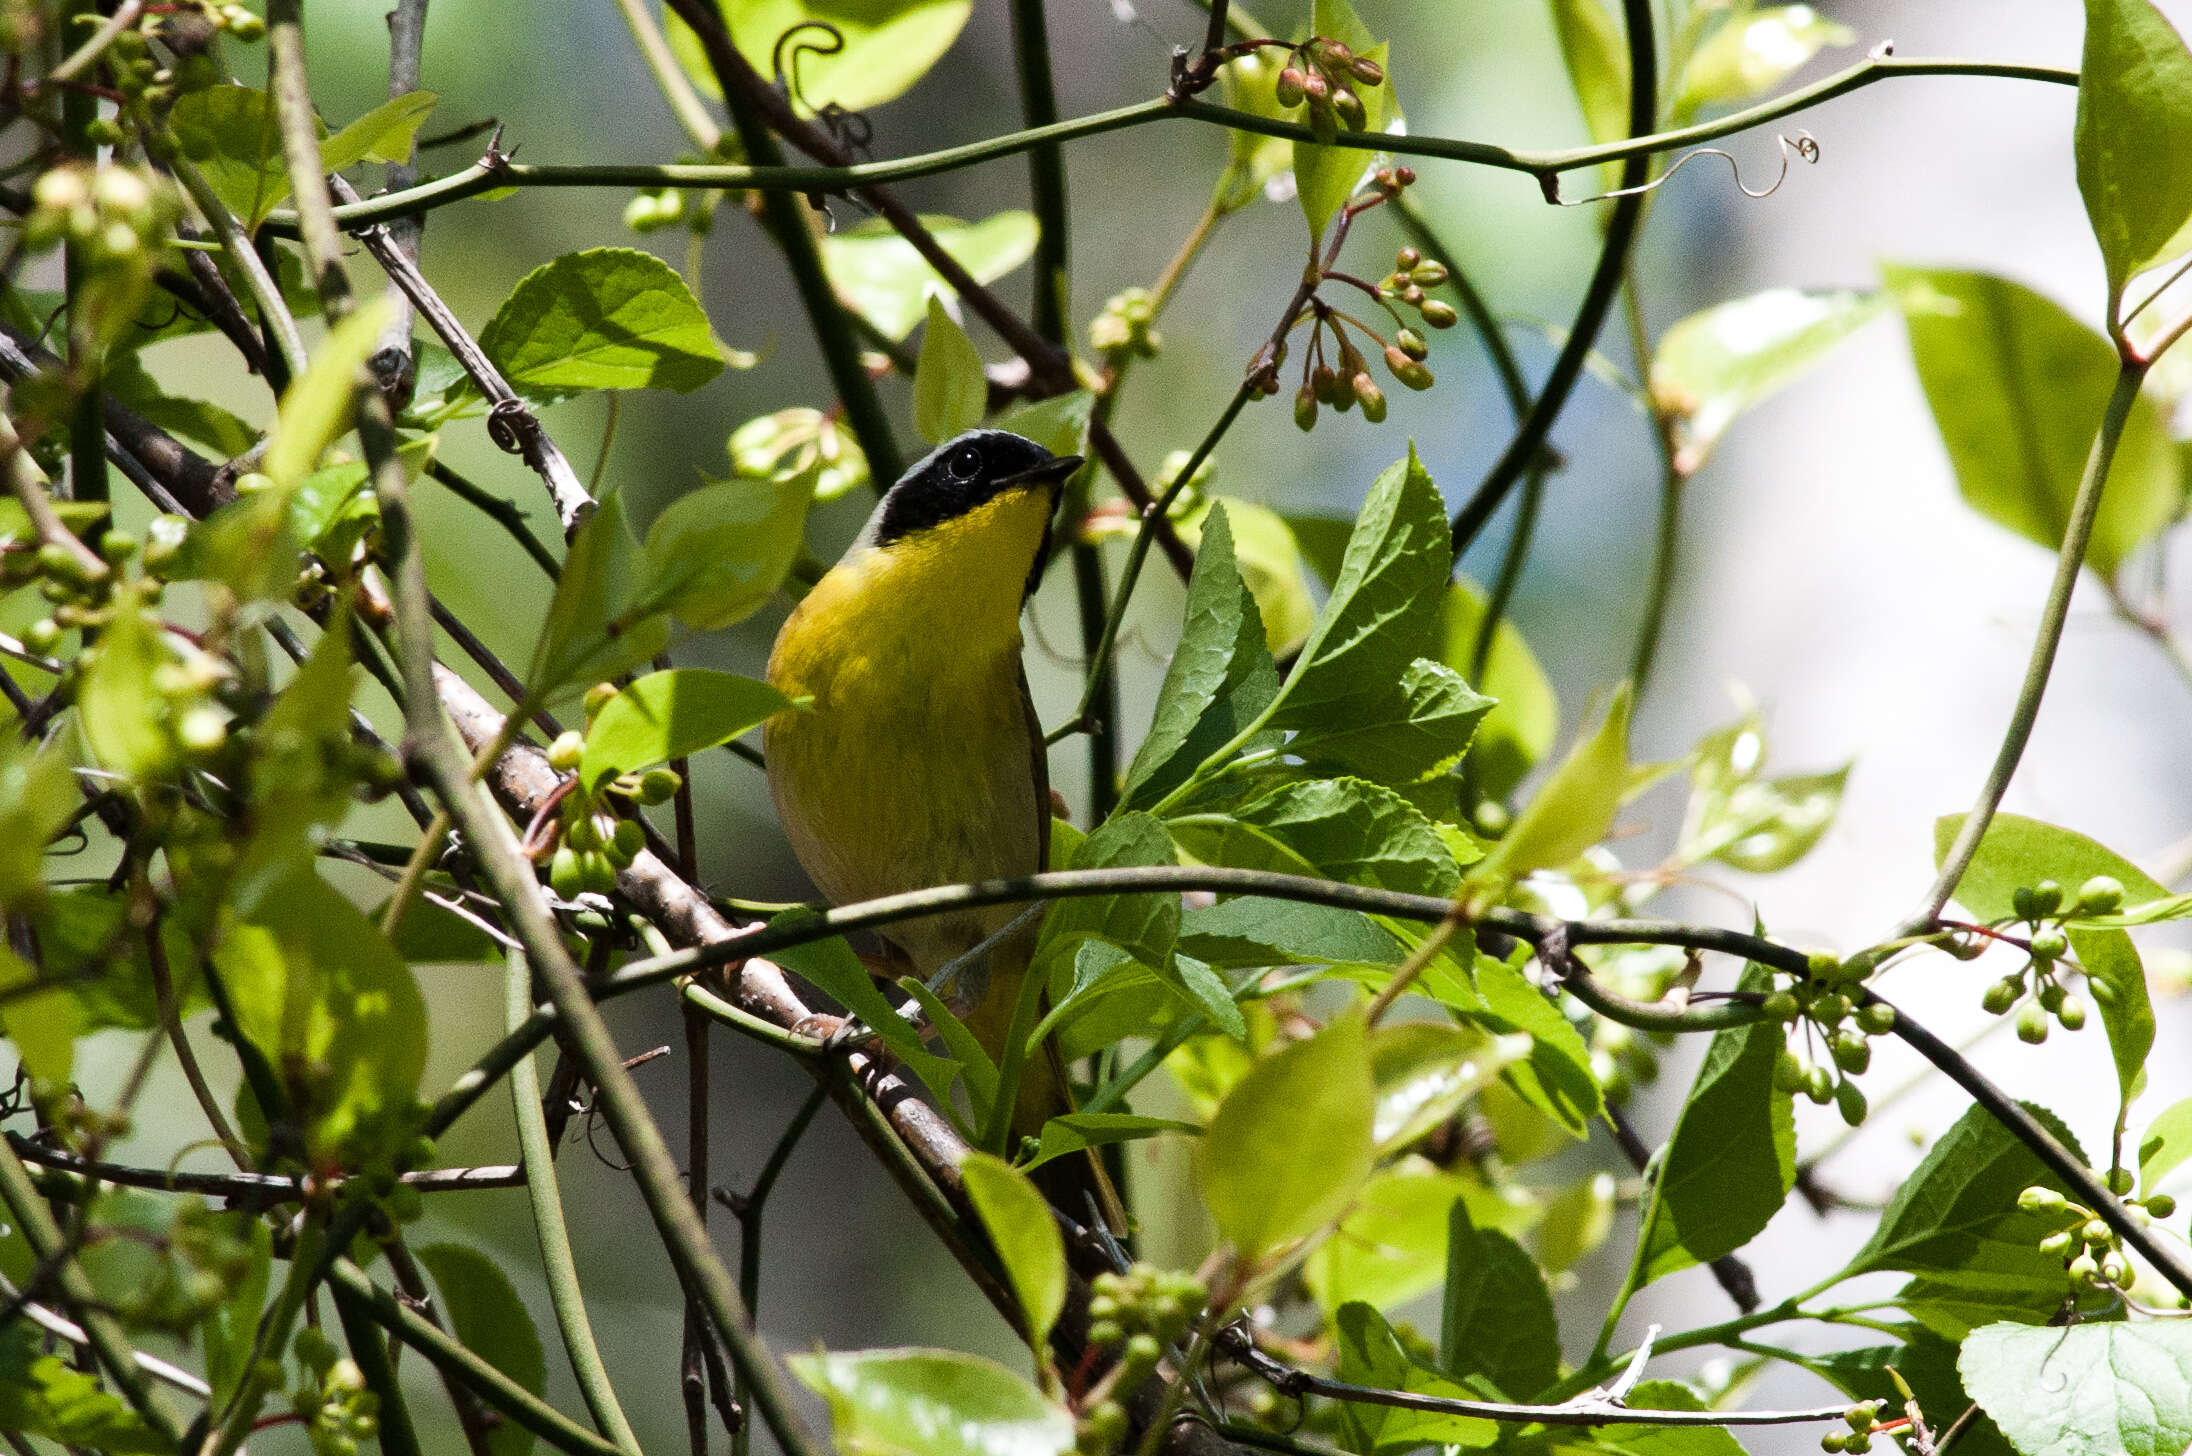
top-left (764, 488), bottom-right (1053, 975)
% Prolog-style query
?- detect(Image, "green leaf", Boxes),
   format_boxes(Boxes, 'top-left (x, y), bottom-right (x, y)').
top-left (694, 0), bottom-right (974, 113)
top-left (1595, 1382), bottom-right (1750, 1456)
top-left (1637, 966), bottom-right (1795, 1283)
top-left (821, 213), bottom-right (1039, 342)
top-left (1417, 947), bottom-right (1603, 1137)
top-left (1174, 496), bottom-right (1319, 654)
top-left (203, 1218), bottom-right (271, 1404)
top-left (526, 492), bottom-right (672, 702)
top-left (1477, 682), bottom-right (1635, 884)
top-left (914, 295), bottom-right (988, 444)
top-left (997, 390), bottom-right (1095, 464)
top-left (1933, 812), bottom-right (2163, 1104)
top-left (645, 473), bottom-right (814, 631)
top-left (1293, 1), bottom-right (1394, 241)
top-left (1119, 503), bottom-right (1278, 813)
top-left (104, 350), bottom-right (258, 458)
top-left (1333, 1302), bottom-right (1501, 1451)
top-left (1216, 49), bottom-right (1298, 208)
top-left (215, 869), bottom-right (427, 1166)
top-left (1025, 1113), bottom-right (1198, 1172)
top-left (1963, 1321), bottom-right (2192, 1456)
top-left (170, 84), bottom-right (287, 227)
top-left (1272, 446), bottom-right (1452, 730)
top-left (1285, 658), bottom-right (1494, 787)
top-left (961, 1153), bottom-right (1067, 1348)
top-left (1841, 1102), bottom-right (2085, 1288)
top-left (1038, 812), bottom-right (1182, 980)
top-left (581, 669), bottom-right (791, 791)
top-left (1534, 1171), bottom-right (1618, 1273)
top-left (231, 608), bottom-right (360, 914)
top-left (1440, 1200), bottom-right (1560, 1399)
top-left (1439, 579), bottom-right (1558, 804)
top-left (1649, 289), bottom-right (1885, 474)
top-left (1885, 263), bottom-right (2181, 581)
top-left (2076, 0), bottom-right (2192, 305)
top-left (1672, 7), bottom-right (1855, 117)
top-left (1548, 0), bottom-right (1630, 145)
top-left (1178, 897), bottom-right (1404, 970)
top-left (1678, 711), bottom-right (1850, 874)
top-left (478, 248), bottom-right (724, 404)
top-left (1199, 1010), bottom-right (1374, 1257)
top-left (0, 1322), bottom-right (171, 1453)
top-left (1303, 1157), bottom-right (1536, 1317)
top-left (2140, 1097), bottom-right (2192, 1194)
top-left (321, 90), bottom-right (438, 170)
top-left (728, 407), bottom-right (870, 503)
top-left (1174, 778), bottom-right (1462, 899)
top-left (791, 1348), bottom-right (1075, 1456)
top-left (1371, 1022), bottom-right (1529, 1153)
top-left (416, 1243), bottom-right (546, 1456)
top-left (77, 597), bottom-right (179, 781)
top-left (0, 945), bottom-right (77, 1085)
top-left (264, 296), bottom-right (395, 489)
top-left (0, 733), bottom-right (77, 911)
top-left (1812, 1336), bottom-right (2015, 1456)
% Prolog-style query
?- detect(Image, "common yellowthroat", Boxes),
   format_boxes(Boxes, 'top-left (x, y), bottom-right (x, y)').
top-left (765, 429), bottom-right (1098, 1202)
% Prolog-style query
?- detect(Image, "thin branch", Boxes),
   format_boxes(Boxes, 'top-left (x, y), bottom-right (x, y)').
top-left (1624, 275), bottom-right (1684, 694)
top-left (506, 949), bottom-right (645, 1454)
top-left (0, 1269), bottom-right (210, 1398)
top-left (375, 0), bottom-right (432, 403)
top-left (1010, 0), bottom-right (1071, 345)
top-left (331, 174), bottom-right (595, 533)
top-left (7, 1131), bottom-right (520, 1198)
top-left (424, 458), bottom-right (563, 579)
top-left (0, 407), bottom-right (104, 575)
top-left (268, 60), bottom-right (2082, 234)
top-left (610, 0), bottom-right (724, 154)
top-left (1910, 362), bottom-right (2149, 930)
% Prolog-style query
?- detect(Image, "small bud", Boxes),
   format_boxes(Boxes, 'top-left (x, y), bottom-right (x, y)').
top-left (1275, 67), bottom-right (1307, 107)
top-left (2030, 880), bottom-right (2064, 917)
top-left (1331, 86), bottom-right (1366, 129)
top-left (1354, 373), bottom-right (1386, 422)
top-left (1317, 38), bottom-right (1355, 65)
top-left (1411, 261), bottom-right (1450, 288)
top-left (2038, 980), bottom-right (2066, 1013)
top-left (547, 731), bottom-right (585, 773)
top-left (2056, 993), bottom-right (2087, 1031)
top-left (1124, 1333), bottom-right (1163, 1369)
top-left (1835, 1080), bottom-right (1868, 1127)
top-left (1295, 384), bottom-right (1319, 432)
top-left (584, 681), bottom-right (619, 721)
top-left (565, 813), bottom-right (600, 853)
top-left (2019, 1185), bottom-right (2069, 1215)
top-left (1821, 1434), bottom-right (1846, 1454)
top-left (1831, 1031), bottom-right (1871, 1075)
top-left (2107, 1167), bottom-right (2136, 1196)
top-left (2148, 1193), bottom-right (2177, 1218)
top-left (636, 767), bottom-right (683, 804)
top-left (1396, 246), bottom-right (1422, 270)
top-left (612, 817), bottom-right (646, 863)
top-left (1311, 364), bottom-right (1338, 404)
top-left (1763, 990), bottom-right (1801, 1021)
top-left (2039, 1230), bottom-right (2075, 1257)
top-left (1982, 977), bottom-right (2022, 1015)
top-left (1392, 164), bottom-right (1416, 186)
top-left (22, 618), bottom-right (60, 653)
top-left (1350, 55), bottom-right (1385, 85)
top-left (2029, 926), bottom-right (2068, 961)
top-left (2103, 1252), bottom-right (2133, 1288)
top-left (549, 846), bottom-right (584, 898)
top-left (2016, 1002), bottom-right (2050, 1044)
top-left (1772, 1048), bottom-right (1806, 1092)
top-left (2012, 885), bottom-right (2038, 920)
top-left (1858, 1002), bottom-right (1897, 1035)
top-left (1814, 992), bottom-right (1850, 1027)
top-left (582, 850), bottom-right (618, 895)
top-left (1419, 299), bottom-right (1459, 329)
top-left (2068, 1250), bottom-right (2099, 1282)
top-left (1300, 68), bottom-right (1330, 103)
top-left (176, 705), bottom-right (227, 755)
top-left (2075, 875), bottom-right (2125, 915)
top-left (1395, 327), bottom-right (1430, 361)
top-left (1805, 1065), bottom-right (1834, 1105)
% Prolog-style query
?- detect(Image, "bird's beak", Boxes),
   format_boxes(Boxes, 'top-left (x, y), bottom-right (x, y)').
top-left (1000, 454), bottom-right (1084, 491)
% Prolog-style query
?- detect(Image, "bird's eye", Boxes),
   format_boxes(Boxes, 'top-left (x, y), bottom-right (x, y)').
top-left (947, 445), bottom-right (982, 481)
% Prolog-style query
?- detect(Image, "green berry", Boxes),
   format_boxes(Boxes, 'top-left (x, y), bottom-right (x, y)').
top-left (547, 730), bottom-right (584, 773)
top-left (2147, 1194), bottom-right (2177, 1219)
top-left (2029, 927), bottom-right (2068, 961)
top-left (2103, 1252), bottom-right (2133, 1288)
top-left (1762, 990), bottom-right (1801, 1021)
top-left (583, 681), bottom-right (619, 721)
top-left (1355, 374), bottom-right (1387, 423)
top-left (1124, 1333), bottom-right (1163, 1369)
top-left (613, 818), bottom-right (645, 859)
top-left (1087, 1320), bottom-right (1122, 1348)
top-left (1835, 1080), bottom-right (1868, 1127)
top-left (1087, 1295), bottom-right (1119, 1322)
top-left (1821, 1433), bottom-right (1846, 1453)
top-left (2030, 881), bottom-right (2064, 917)
top-left (21, 618), bottom-right (60, 653)
top-left (2107, 1167), bottom-right (2136, 1196)
top-left (1295, 384), bottom-right (1319, 432)
top-left (2016, 1002), bottom-right (2050, 1044)
top-left (2056, 994), bottom-right (2087, 1031)
top-left (1858, 1002), bottom-right (1896, 1034)
top-left (1831, 1031), bottom-right (1871, 1075)
top-left (2075, 876), bottom-right (2125, 915)
top-left (1773, 1049), bottom-right (1806, 1093)
top-left (2083, 1218), bottom-right (2113, 1246)
top-left (2038, 980), bottom-right (2066, 1013)
top-left (1805, 1066), bottom-right (1835, 1105)
top-left (549, 846), bottom-right (583, 899)
top-left (1419, 299), bottom-right (1459, 329)
top-left (1814, 992), bottom-right (1850, 1027)
top-left (1395, 327), bottom-right (1429, 361)
top-left (1982, 978), bottom-right (2022, 1015)
top-left (2012, 886), bottom-right (2038, 920)
top-left (565, 812), bottom-right (600, 852)
top-left (636, 768), bottom-right (682, 804)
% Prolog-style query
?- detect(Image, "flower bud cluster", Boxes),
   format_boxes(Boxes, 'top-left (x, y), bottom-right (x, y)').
top-left (1274, 36), bottom-right (1386, 145)
top-left (1076, 1263), bottom-right (1206, 1455)
top-left (1976, 877), bottom-right (2122, 1042)
top-left (539, 689), bottom-right (684, 901)
top-left (1820, 1401), bottom-right (1888, 1453)
top-left (291, 1328), bottom-right (381, 1456)
top-left (1090, 287), bottom-right (1162, 361)
top-left (2016, 1182), bottom-right (2161, 1291)
top-left (22, 163), bottom-right (179, 267)
top-left (1764, 953), bottom-right (1895, 1128)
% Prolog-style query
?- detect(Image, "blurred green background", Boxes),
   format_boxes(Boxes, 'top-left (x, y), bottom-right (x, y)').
top-left (62, 0), bottom-right (2192, 1451)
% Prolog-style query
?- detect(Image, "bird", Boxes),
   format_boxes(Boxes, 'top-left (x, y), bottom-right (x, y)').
top-left (764, 428), bottom-right (1112, 1216)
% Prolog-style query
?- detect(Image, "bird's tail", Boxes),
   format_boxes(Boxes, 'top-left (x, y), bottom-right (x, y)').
top-left (962, 939), bottom-right (1127, 1234)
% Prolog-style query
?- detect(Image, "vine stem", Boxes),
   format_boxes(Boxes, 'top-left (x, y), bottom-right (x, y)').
top-left (268, 59), bottom-right (2082, 235)
top-left (506, 949), bottom-right (644, 1454)
top-left (1908, 362), bottom-right (2149, 932)
top-left (1624, 273), bottom-right (1685, 693)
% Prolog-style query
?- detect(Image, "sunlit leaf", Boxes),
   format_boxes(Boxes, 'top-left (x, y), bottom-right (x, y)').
top-left (2142, 1098), bottom-right (2192, 1194)
top-left (822, 213), bottom-right (1039, 342)
top-left (527, 493), bottom-right (672, 702)
top-left (668, 0), bottom-right (976, 114)
top-left (791, 1348), bottom-right (1075, 1456)
top-left (1293, 0), bottom-right (1395, 241)
top-left (913, 295), bottom-right (988, 444)
top-left (1199, 1010), bottom-right (1374, 1257)
top-left (961, 1153), bottom-right (1066, 1348)
top-left (1962, 1322), bottom-right (2192, 1456)
top-left (2076, 0), bottom-right (2192, 305)
top-left (1548, 0), bottom-right (1629, 144)
top-left (478, 248), bottom-right (724, 403)
top-left (1303, 1156), bottom-right (1535, 1317)
top-left (1477, 682), bottom-right (1634, 884)
top-left (264, 296), bottom-right (395, 489)
top-left (1650, 288), bottom-right (1885, 474)
top-left (1440, 1200), bottom-right (1559, 1399)
top-left (1886, 263), bottom-right (2181, 581)
top-left (581, 669), bottom-right (791, 790)
top-left (1673, 6), bottom-right (1855, 117)
top-left (644, 473), bottom-right (812, 630)
top-left (1333, 1302), bottom-right (1501, 1451)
